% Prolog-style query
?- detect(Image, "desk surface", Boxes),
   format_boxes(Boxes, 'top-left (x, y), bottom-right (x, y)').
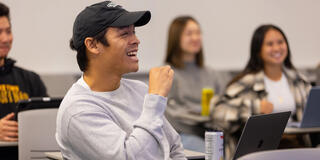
top-left (45, 149), bottom-right (205, 160)
top-left (184, 149), bottom-right (205, 159)
top-left (180, 114), bottom-right (210, 123)
top-left (284, 127), bottom-right (320, 134)
top-left (0, 141), bottom-right (18, 147)
top-left (238, 148), bottom-right (320, 160)
top-left (45, 152), bottom-right (62, 160)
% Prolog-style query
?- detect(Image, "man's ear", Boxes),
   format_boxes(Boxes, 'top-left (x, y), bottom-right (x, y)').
top-left (84, 37), bottom-right (100, 55)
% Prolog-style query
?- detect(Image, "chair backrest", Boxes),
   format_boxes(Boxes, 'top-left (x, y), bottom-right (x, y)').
top-left (237, 148), bottom-right (320, 160)
top-left (18, 108), bottom-right (60, 160)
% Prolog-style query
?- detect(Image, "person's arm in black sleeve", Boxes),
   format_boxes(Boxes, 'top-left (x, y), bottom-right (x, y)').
top-left (29, 72), bottom-right (48, 97)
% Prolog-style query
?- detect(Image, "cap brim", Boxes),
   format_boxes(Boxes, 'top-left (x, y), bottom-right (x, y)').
top-left (110, 11), bottom-right (151, 27)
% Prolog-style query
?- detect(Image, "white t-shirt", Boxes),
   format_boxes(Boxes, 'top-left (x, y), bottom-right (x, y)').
top-left (264, 73), bottom-right (296, 115)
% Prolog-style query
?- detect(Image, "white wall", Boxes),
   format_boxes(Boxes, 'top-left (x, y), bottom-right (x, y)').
top-left (2, 0), bottom-right (320, 74)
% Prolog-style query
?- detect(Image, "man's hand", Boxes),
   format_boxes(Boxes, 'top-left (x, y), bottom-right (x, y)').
top-left (260, 100), bottom-right (274, 114)
top-left (0, 113), bottom-right (18, 142)
top-left (148, 65), bottom-right (174, 97)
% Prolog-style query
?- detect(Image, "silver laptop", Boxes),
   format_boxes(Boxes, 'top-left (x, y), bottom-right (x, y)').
top-left (288, 87), bottom-right (320, 128)
top-left (233, 111), bottom-right (291, 160)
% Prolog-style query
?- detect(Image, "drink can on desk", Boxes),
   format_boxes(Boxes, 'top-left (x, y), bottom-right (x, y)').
top-left (201, 88), bottom-right (214, 116)
top-left (205, 131), bottom-right (223, 160)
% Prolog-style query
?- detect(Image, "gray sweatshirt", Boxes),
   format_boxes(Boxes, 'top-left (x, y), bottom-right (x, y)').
top-left (56, 77), bottom-right (186, 160)
top-left (166, 62), bottom-right (226, 137)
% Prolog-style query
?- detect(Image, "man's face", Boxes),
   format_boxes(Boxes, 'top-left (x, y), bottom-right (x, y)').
top-left (98, 25), bottom-right (140, 74)
top-left (0, 16), bottom-right (12, 58)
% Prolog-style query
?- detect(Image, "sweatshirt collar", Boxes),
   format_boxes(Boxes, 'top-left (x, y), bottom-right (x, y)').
top-left (0, 58), bottom-right (16, 75)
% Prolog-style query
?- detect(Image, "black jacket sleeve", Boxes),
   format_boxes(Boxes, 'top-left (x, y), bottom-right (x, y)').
top-left (28, 72), bottom-right (48, 97)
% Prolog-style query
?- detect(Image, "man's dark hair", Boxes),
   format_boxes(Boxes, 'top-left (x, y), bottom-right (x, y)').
top-left (0, 2), bottom-right (10, 20)
top-left (70, 28), bottom-right (109, 72)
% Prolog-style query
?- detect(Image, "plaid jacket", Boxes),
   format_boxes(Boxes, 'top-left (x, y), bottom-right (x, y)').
top-left (211, 67), bottom-right (311, 159)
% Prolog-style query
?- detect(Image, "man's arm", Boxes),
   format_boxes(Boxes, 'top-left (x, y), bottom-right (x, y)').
top-left (29, 72), bottom-right (48, 97)
top-left (163, 118), bottom-right (186, 160)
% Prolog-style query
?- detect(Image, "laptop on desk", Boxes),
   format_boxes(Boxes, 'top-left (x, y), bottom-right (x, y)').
top-left (287, 87), bottom-right (320, 128)
top-left (233, 111), bottom-right (291, 160)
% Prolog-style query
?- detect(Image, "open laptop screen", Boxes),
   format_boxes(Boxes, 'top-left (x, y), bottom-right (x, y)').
top-left (233, 111), bottom-right (291, 159)
top-left (300, 87), bottom-right (320, 128)
top-left (286, 87), bottom-right (320, 128)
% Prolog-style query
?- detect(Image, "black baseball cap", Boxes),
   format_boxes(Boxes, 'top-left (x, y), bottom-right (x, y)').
top-left (72, 1), bottom-right (151, 49)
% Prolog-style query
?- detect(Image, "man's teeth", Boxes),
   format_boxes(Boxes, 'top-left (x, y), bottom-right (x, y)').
top-left (127, 51), bottom-right (137, 56)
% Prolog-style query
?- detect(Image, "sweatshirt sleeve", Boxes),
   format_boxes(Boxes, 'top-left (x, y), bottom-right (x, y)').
top-left (162, 118), bottom-right (186, 160)
top-left (29, 72), bottom-right (48, 97)
top-left (65, 94), bottom-right (173, 160)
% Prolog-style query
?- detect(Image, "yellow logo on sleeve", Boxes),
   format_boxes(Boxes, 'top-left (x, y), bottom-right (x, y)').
top-left (0, 84), bottom-right (29, 104)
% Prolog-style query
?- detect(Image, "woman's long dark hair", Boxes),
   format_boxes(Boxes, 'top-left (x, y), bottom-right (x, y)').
top-left (228, 24), bottom-right (295, 86)
top-left (165, 16), bottom-right (204, 69)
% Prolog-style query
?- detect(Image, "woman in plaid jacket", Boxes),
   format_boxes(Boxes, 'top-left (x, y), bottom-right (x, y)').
top-left (212, 24), bottom-right (311, 159)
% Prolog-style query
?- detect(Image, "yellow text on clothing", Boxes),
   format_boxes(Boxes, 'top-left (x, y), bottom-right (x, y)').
top-left (0, 84), bottom-right (29, 104)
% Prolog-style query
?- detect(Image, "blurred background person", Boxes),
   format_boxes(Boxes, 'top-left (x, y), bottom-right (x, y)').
top-left (212, 24), bottom-right (311, 159)
top-left (0, 1), bottom-right (48, 142)
top-left (0, 2), bottom-right (47, 159)
top-left (164, 16), bottom-right (227, 152)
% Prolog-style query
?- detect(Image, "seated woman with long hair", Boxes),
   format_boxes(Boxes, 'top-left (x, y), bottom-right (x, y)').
top-left (212, 24), bottom-right (311, 159)
top-left (164, 16), bottom-right (226, 152)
